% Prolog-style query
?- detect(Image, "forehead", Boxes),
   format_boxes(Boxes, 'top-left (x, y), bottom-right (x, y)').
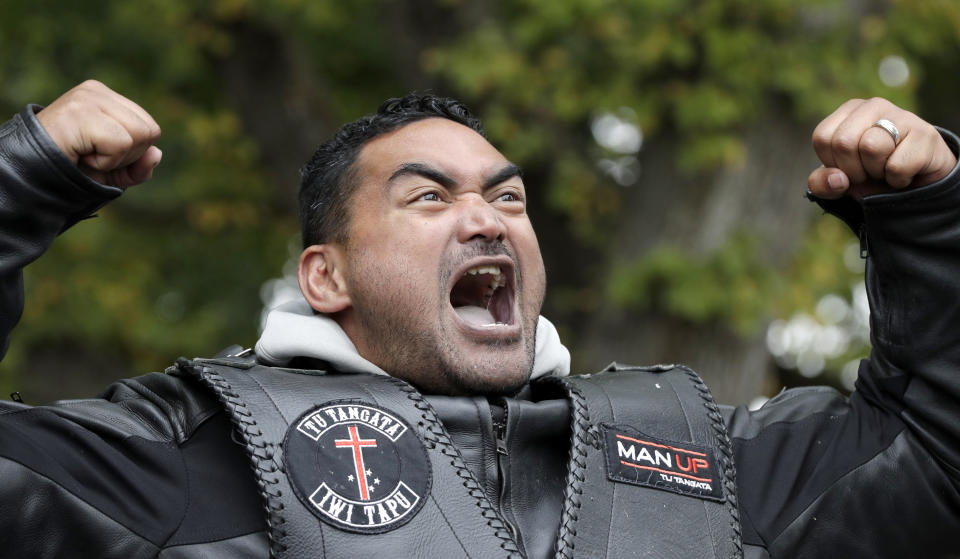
top-left (352, 118), bottom-right (509, 182)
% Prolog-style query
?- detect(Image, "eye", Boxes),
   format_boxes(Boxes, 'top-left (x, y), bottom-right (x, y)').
top-left (493, 187), bottom-right (525, 205)
top-left (410, 189), bottom-right (448, 204)
top-left (491, 189), bottom-right (526, 213)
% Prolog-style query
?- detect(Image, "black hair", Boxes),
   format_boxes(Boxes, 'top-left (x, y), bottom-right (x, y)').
top-left (299, 93), bottom-right (485, 247)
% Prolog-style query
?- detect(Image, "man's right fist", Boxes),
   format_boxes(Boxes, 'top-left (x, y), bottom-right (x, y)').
top-left (36, 80), bottom-right (162, 189)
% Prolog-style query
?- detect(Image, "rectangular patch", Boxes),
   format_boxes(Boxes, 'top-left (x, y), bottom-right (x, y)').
top-left (601, 424), bottom-right (724, 502)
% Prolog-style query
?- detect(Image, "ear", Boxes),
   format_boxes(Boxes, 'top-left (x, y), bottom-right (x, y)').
top-left (298, 244), bottom-right (352, 314)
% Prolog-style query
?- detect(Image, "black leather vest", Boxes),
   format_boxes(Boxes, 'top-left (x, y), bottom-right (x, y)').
top-left (176, 357), bottom-right (742, 559)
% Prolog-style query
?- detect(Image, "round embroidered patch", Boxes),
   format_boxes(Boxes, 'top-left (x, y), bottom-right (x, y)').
top-left (283, 400), bottom-right (432, 534)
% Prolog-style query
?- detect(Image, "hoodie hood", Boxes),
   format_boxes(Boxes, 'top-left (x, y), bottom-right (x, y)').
top-left (255, 297), bottom-right (570, 379)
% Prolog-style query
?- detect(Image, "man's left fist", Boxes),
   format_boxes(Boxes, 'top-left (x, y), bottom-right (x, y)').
top-left (36, 80), bottom-right (161, 189)
top-left (808, 97), bottom-right (957, 199)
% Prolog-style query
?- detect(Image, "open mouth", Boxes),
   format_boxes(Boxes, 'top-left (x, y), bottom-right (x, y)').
top-left (449, 263), bottom-right (516, 328)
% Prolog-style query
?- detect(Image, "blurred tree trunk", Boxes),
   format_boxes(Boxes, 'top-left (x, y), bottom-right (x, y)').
top-left (216, 21), bottom-right (342, 213)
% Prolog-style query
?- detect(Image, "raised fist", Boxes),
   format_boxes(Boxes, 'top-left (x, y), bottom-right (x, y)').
top-left (807, 97), bottom-right (957, 200)
top-left (36, 80), bottom-right (162, 189)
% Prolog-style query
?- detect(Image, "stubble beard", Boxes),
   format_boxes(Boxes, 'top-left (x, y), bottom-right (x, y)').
top-left (431, 323), bottom-right (536, 396)
top-left (347, 244), bottom-right (539, 396)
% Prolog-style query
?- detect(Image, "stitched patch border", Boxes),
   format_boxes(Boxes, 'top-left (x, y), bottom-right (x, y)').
top-left (601, 423), bottom-right (723, 502)
top-left (283, 400), bottom-right (432, 534)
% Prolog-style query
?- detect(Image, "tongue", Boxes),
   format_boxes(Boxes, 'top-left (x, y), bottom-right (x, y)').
top-left (454, 305), bottom-right (496, 326)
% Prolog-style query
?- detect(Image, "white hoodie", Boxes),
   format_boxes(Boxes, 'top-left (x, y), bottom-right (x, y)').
top-left (255, 297), bottom-right (570, 379)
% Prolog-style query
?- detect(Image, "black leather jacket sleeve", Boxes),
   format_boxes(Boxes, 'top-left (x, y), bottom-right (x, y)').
top-left (0, 108), bottom-right (267, 558)
top-left (726, 129), bottom-right (960, 559)
top-left (0, 104), bottom-right (122, 360)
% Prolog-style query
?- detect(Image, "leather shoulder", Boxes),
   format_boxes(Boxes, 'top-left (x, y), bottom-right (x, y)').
top-left (94, 369), bottom-right (223, 443)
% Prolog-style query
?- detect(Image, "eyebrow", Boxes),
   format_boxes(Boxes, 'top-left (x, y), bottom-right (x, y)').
top-left (387, 162), bottom-right (523, 190)
top-left (483, 163), bottom-right (523, 189)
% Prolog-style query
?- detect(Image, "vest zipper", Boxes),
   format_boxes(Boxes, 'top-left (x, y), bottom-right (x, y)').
top-left (493, 404), bottom-right (522, 549)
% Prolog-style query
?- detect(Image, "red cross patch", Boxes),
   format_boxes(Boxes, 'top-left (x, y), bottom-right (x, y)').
top-left (284, 401), bottom-right (432, 533)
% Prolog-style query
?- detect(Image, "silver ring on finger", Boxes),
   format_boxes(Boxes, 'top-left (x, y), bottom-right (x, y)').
top-left (872, 119), bottom-right (901, 145)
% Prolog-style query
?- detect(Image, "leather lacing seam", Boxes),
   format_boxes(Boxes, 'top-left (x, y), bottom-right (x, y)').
top-left (385, 377), bottom-right (523, 558)
top-left (543, 377), bottom-right (598, 559)
top-left (176, 358), bottom-right (288, 558)
top-left (679, 365), bottom-right (744, 559)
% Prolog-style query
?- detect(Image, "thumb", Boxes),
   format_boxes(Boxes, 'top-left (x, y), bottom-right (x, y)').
top-left (808, 167), bottom-right (850, 199)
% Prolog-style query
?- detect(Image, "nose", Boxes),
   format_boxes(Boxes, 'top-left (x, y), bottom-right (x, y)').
top-left (457, 194), bottom-right (506, 244)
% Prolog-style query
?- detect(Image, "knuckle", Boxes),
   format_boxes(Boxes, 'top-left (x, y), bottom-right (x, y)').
top-left (811, 128), bottom-right (831, 148)
top-left (860, 135), bottom-right (889, 156)
top-left (63, 98), bottom-right (86, 114)
top-left (919, 122), bottom-right (939, 140)
top-left (832, 134), bottom-right (859, 154)
top-left (79, 79), bottom-right (106, 91)
top-left (134, 120), bottom-right (154, 141)
top-left (885, 163), bottom-right (914, 187)
top-left (840, 98), bottom-right (864, 110)
top-left (115, 129), bottom-right (136, 151)
top-left (63, 89), bottom-right (96, 112)
top-left (885, 158), bottom-right (909, 177)
top-left (867, 97), bottom-right (895, 113)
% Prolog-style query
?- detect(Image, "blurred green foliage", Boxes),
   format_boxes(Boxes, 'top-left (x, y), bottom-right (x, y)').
top-left (1, 0), bottom-right (959, 398)
top-left (608, 233), bottom-right (781, 336)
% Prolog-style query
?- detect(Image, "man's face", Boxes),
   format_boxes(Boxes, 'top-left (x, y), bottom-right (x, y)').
top-left (338, 118), bottom-right (546, 395)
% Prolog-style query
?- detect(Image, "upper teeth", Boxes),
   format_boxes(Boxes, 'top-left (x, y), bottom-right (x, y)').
top-left (466, 265), bottom-right (506, 291)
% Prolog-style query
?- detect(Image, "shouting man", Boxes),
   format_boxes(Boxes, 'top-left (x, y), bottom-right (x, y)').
top-left (1, 80), bottom-right (959, 558)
